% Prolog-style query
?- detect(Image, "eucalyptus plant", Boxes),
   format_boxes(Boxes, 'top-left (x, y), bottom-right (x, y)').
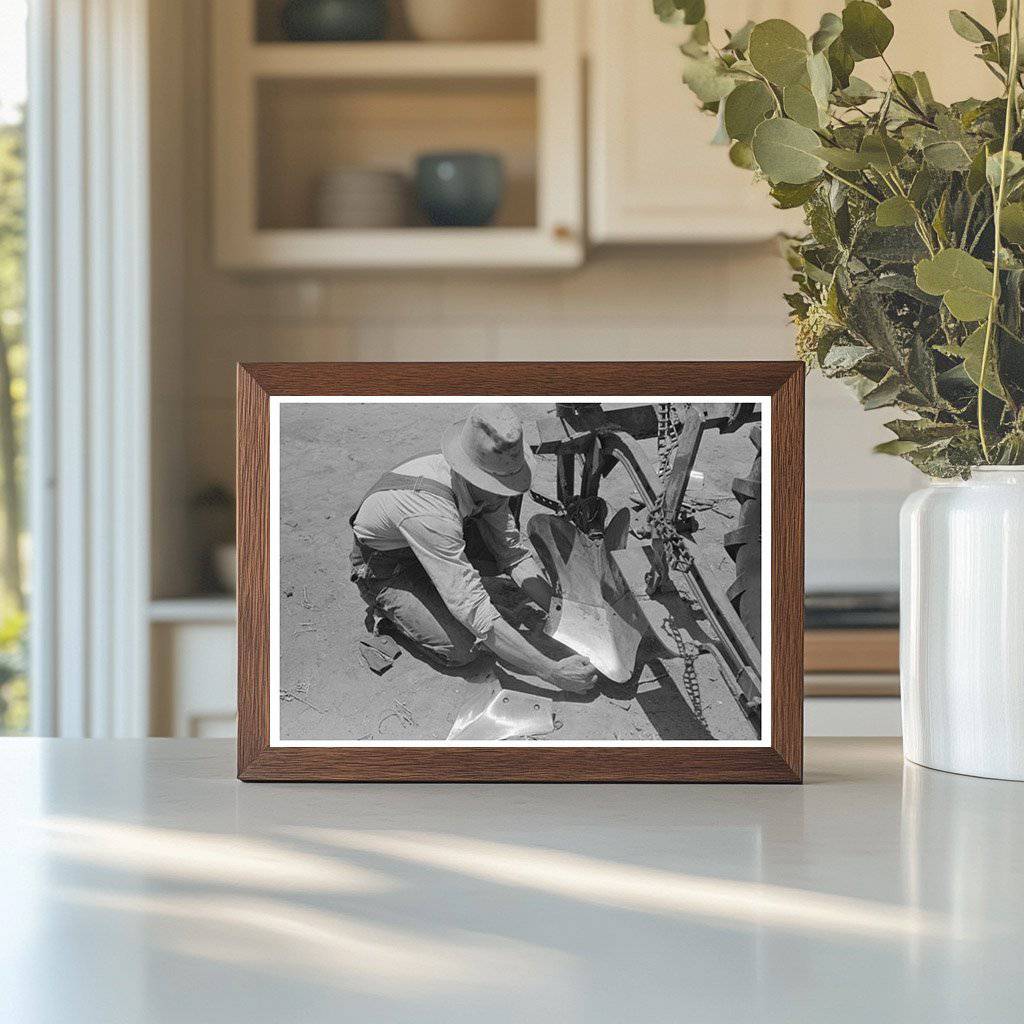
top-left (659, 0), bottom-right (1024, 474)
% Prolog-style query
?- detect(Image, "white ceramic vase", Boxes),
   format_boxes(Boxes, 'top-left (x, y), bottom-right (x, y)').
top-left (900, 467), bottom-right (1024, 780)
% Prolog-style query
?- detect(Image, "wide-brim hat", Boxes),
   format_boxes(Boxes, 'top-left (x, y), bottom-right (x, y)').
top-left (442, 404), bottom-right (534, 497)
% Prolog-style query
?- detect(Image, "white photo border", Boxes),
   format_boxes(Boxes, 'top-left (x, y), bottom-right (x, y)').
top-left (269, 395), bottom-right (772, 748)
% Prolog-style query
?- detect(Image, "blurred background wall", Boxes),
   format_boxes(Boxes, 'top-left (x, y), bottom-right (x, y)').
top-left (148, 0), bottom-right (988, 736)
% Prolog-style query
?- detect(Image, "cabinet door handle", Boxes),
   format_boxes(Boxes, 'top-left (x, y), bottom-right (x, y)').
top-left (553, 224), bottom-right (575, 241)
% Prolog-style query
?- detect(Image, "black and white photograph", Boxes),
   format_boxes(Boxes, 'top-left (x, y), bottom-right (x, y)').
top-left (270, 397), bottom-right (770, 746)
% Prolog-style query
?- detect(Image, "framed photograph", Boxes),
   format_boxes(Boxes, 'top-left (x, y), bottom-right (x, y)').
top-left (237, 362), bottom-right (804, 782)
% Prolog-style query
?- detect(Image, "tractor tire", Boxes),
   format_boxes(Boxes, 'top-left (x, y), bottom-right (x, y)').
top-left (724, 426), bottom-right (762, 650)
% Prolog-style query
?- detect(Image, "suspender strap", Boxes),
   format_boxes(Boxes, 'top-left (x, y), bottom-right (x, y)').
top-left (349, 470), bottom-right (456, 527)
top-left (349, 469), bottom-right (459, 581)
top-left (363, 471), bottom-right (455, 504)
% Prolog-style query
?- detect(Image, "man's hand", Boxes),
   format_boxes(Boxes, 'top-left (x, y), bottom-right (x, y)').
top-left (483, 621), bottom-right (598, 693)
top-left (546, 654), bottom-right (599, 693)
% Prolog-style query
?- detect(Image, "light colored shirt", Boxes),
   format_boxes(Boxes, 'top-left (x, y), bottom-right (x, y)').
top-left (352, 453), bottom-right (544, 639)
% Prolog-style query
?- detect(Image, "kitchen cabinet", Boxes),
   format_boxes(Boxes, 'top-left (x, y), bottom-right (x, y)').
top-left (587, 0), bottom-right (999, 244)
top-left (150, 601), bottom-right (236, 738)
top-left (588, 1), bottom-right (811, 243)
top-left (212, 0), bottom-right (583, 269)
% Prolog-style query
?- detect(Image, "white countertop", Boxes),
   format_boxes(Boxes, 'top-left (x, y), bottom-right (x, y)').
top-left (1, 738), bottom-right (1021, 1023)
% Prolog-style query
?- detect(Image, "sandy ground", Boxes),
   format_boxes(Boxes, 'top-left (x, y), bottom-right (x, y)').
top-left (278, 401), bottom-right (760, 743)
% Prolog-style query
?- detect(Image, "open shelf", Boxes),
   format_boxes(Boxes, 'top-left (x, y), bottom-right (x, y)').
top-left (254, 0), bottom-right (538, 45)
top-left (257, 76), bottom-right (538, 232)
top-left (150, 597), bottom-right (237, 624)
top-left (249, 42), bottom-right (544, 78)
top-left (213, 0), bottom-right (582, 269)
top-left (221, 227), bottom-right (578, 269)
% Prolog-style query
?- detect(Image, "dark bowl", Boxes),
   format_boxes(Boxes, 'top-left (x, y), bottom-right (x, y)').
top-left (280, 0), bottom-right (388, 42)
top-left (415, 152), bottom-right (505, 228)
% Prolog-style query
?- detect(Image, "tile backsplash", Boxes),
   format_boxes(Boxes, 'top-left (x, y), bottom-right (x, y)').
top-left (175, 247), bottom-right (916, 594)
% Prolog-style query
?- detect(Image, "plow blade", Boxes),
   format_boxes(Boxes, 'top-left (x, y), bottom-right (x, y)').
top-left (527, 514), bottom-right (648, 683)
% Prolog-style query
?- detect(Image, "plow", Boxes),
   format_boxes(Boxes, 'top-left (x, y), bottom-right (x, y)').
top-left (524, 402), bottom-right (763, 730)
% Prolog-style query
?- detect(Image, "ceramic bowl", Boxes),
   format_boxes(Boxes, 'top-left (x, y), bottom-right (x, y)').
top-left (403, 0), bottom-right (534, 42)
top-left (415, 152), bottom-right (504, 228)
top-left (315, 167), bottom-right (409, 228)
top-left (281, 0), bottom-right (388, 42)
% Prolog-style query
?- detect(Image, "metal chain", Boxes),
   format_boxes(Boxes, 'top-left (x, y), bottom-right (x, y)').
top-left (648, 404), bottom-right (692, 573)
top-left (655, 403), bottom-right (680, 479)
top-left (661, 615), bottom-right (708, 730)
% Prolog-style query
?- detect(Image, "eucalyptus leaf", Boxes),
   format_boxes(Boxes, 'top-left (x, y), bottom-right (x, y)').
top-left (783, 83), bottom-right (823, 129)
top-left (909, 165), bottom-right (937, 205)
top-left (923, 141), bottom-right (973, 171)
top-left (827, 35), bottom-right (855, 89)
top-left (860, 133), bottom-right (905, 172)
top-left (855, 226), bottom-right (929, 263)
top-left (770, 179), bottom-right (821, 209)
top-left (748, 19), bottom-right (810, 87)
top-left (948, 10), bottom-right (993, 44)
top-left (862, 374), bottom-right (903, 409)
top-left (711, 105), bottom-right (731, 145)
top-left (874, 438), bottom-right (921, 455)
top-left (836, 76), bottom-right (878, 105)
top-left (847, 284), bottom-right (908, 370)
top-left (692, 20), bottom-right (710, 45)
top-left (807, 51), bottom-right (833, 111)
top-left (724, 20), bottom-right (755, 53)
top-left (912, 71), bottom-right (935, 105)
top-left (915, 249), bottom-right (994, 321)
top-left (876, 196), bottom-right (918, 228)
top-left (959, 324), bottom-right (1007, 398)
top-left (729, 140), bottom-right (758, 170)
top-left (986, 150), bottom-right (1024, 190)
top-left (810, 12), bottom-right (843, 54)
top-left (680, 0), bottom-right (705, 26)
top-left (822, 342), bottom-right (874, 373)
top-left (967, 143), bottom-right (993, 193)
top-left (932, 190), bottom-right (951, 246)
top-left (892, 72), bottom-right (919, 102)
top-left (682, 54), bottom-right (737, 103)
top-left (752, 117), bottom-right (827, 184)
top-left (908, 335), bottom-right (941, 402)
top-left (842, 1), bottom-right (894, 60)
top-left (653, 0), bottom-right (677, 24)
top-left (885, 418), bottom-right (963, 442)
top-left (999, 202), bottom-right (1024, 243)
top-left (724, 81), bottom-right (775, 143)
top-left (815, 146), bottom-right (872, 171)
top-left (654, 0), bottom-right (705, 25)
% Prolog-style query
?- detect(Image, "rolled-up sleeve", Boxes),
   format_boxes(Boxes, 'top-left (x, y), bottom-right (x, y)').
top-left (397, 513), bottom-right (501, 639)
top-left (476, 503), bottom-right (546, 586)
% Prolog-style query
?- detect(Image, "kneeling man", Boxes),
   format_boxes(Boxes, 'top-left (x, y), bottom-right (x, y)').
top-left (350, 404), bottom-right (597, 693)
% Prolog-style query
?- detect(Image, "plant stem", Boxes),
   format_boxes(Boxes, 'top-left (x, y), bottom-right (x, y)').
top-left (979, 0), bottom-right (1021, 462)
top-left (874, 168), bottom-right (937, 254)
top-left (821, 167), bottom-right (879, 203)
top-left (880, 54), bottom-right (930, 120)
top-left (752, 70), bottom-right (783, 117)
top-left (968, 212), bottom-right (994, 253)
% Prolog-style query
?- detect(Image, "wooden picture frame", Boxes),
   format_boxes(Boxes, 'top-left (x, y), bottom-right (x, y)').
top-left (237, 362), bottom-right (804, 782)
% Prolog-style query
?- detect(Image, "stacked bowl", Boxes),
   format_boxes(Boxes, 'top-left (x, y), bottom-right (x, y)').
top-left (314, 167), bottom-right (409, 229)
